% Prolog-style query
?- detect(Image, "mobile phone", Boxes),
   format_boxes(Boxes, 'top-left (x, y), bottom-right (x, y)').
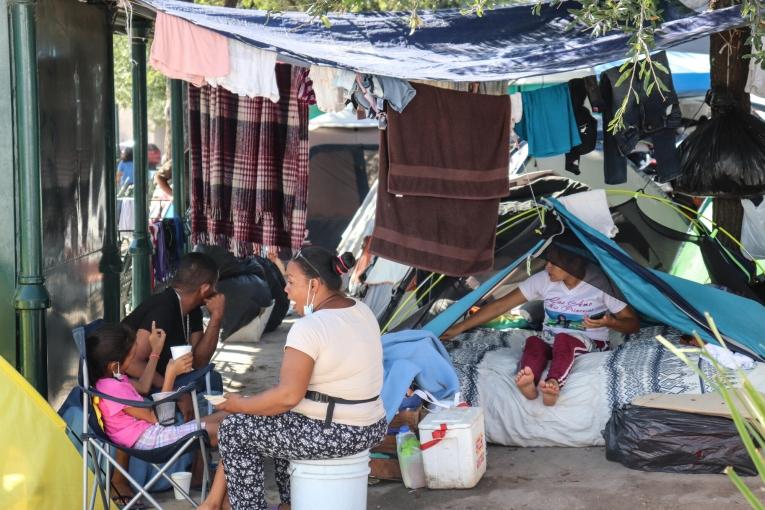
top-left (589, 311), bottom-right (607, 320)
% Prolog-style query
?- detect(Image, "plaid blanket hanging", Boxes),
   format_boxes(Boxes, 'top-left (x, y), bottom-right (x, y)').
top-left (189, 64), bottom-right (314, 256)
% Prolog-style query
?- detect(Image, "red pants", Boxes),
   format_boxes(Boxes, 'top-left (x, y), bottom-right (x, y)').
top-left (519, 333), bottom-right (605, 387)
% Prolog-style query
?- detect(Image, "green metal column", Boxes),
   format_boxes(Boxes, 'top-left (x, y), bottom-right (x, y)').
top-left (11, 0), bottom-right (50, 394)
top-left (129, 20), bottom-right (151, 309)
top-left (100, 22), bottom-right (123, 322)
top-left (170, 79), bottom-right (187, 222)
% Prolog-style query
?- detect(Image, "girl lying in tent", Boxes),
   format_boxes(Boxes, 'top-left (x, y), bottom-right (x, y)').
top-left (441, 246), bottom-right (640, 406)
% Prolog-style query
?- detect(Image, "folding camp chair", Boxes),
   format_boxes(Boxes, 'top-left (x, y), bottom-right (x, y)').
top-left (73, 322), bottom-right (212, 509)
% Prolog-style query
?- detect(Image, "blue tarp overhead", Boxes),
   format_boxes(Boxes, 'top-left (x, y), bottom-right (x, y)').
top-left (136, 0), bottom-right (743, 81)
top-left (424, 199), bottom-right (765, 360)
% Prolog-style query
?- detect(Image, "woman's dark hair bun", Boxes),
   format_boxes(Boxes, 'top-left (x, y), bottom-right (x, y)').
top-left (333, 252), bottom-right (356, 275)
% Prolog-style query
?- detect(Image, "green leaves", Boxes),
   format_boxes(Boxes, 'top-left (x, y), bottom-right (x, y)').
top-left (113, 35), bottom-right (169, 130)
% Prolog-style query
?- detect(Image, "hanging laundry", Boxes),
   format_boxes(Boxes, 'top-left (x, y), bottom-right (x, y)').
top-left (149, 218), bottom-right (186, 284)
top-left (746, 45), bottom-right (765, 97)
top-left (370, 84), bottom-right (510, 276)
top-left (741, 197), bottom-right (765, 260)
top-left (510, 92), bottom-right (523, 143)
top-left (310, 65), bottom-right (348, 113)
top-left (149, 12), bottom-right (229, 87)
top-left (189, 64), bottom-right (315, 257)
top-left (332, 69), bottom-right (357, 91)
top-left (599, 51), bottom-right (682, 185)
top-left (565, 78), bottom-right (598, 175)
top-left (233, 65), bottom-right (315, 254)
top-left (117, 197), bottom-right (134, 231)
top-left (514, 83), bottom-right (581, 158)
top-left (417, 80), bottom-right (508, 96)
top-left (351, 74), bottom-right (417, 117)
top-left (386, 83), bottom-right (510, 199)
top-left (206, 40), bottom-right (279, 101)
top-left (510, 92), bottom-right (522, 123)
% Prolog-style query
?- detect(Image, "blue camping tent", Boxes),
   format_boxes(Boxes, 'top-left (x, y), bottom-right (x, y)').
top-left (424, 198), bottom-right (765, 360)
top-left (136, 0), bottom-right (742, 82)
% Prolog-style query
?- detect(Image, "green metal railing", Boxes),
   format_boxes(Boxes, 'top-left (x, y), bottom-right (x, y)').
top-left (11, 0), bottom-right (50, 394)
top-left (101, 20), bottom-right (123, 322)
top-left (129, 20), bottom-right (152, 309)
top-left (170, 79), bottom-right (187, 228)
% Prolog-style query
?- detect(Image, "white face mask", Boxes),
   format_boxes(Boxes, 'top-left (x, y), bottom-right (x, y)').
top-left (304, 280), bottom-right (316, 316)
top-left (112, 361), bottom-right (122, 380)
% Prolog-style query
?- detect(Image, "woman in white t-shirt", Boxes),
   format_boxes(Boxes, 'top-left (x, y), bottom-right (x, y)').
top-left (441, 246), bottom-right (639, 407)
top-left (201, 247), bottom-right (385, 510)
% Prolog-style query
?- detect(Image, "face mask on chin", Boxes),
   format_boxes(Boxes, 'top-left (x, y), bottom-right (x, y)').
top-left (303, 280), bottom-right (316, 316)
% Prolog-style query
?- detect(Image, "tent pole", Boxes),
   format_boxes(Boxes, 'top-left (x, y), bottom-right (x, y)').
top-left (101, 20), bottom-right (123, 323)
top-left (11, 0), bottom-right (50, 394)
top-left (129, 19), bottom-right (152, 309)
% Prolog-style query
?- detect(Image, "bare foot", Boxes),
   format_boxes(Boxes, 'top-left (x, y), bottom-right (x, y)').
top-left (540, 378), bottom-right (560, 406)
top-left (515, 367), bottom-right (538, 400)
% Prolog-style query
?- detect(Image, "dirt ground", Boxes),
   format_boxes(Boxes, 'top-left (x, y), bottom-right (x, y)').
top-left (155, 318), bottom-right (755, 510)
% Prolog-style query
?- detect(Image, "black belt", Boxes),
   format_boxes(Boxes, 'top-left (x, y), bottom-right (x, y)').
top-left (305, 390), bottom-right (379, 428)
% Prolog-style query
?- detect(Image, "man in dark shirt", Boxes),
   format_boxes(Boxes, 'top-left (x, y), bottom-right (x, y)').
top-left (123, 252), bottom-right (226, 389)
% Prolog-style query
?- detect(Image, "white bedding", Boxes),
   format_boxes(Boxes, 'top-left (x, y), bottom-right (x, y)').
top-left (448, 327), bottom-right (765, 447)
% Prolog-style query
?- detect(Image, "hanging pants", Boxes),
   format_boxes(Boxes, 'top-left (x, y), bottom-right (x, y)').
top-left (218, 411), bottom-right (386, 510)
top-left (519, 332), bottom-right (607, 387)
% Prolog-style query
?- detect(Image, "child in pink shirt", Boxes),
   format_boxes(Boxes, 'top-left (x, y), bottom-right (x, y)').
top-left (86, 322), bottom-right (227, 450)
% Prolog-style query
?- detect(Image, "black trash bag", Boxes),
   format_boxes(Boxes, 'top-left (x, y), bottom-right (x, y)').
top-left (604, 405), bottom-right (756, 475)
top-left (216, 264), bottom-right (273, 340)
top-left (675, 93), bottom-right (765, 197)
top-left (195, 245), bottom-right (273, 340)
top-left (252, 255), bottom-right (289, 333)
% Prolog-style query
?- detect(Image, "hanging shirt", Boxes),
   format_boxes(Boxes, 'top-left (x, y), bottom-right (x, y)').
top-left (519, 270), bottom-right (627, 342)
top-left (149, 12), bottom-right (229, 87)
top-left (309, 65), bottom-right (347, 113)
top-left (741, 197), bottom-right (765, 260)
top-left (207, 40), bottom-right (280, 102)
top-left (514, 84), bottom-right (581, 158)
top-left (746, 47), bottom-right (765, 97)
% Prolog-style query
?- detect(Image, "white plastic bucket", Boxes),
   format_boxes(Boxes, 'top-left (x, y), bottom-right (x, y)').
top-left (290, 450), bottom-right (370, 510)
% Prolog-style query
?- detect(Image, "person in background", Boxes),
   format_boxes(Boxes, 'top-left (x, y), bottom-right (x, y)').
top-left (116, 147), bottom-right (134, 188)
top-left (199, 247), bottom-right (386, 510)
top-left (154, 158), bottom-right (174, 198)
top-left (441, 247), bottom-right (640, 406)
top-left (123, 252), bottom-right (225, 418)
top-left (147, 143), bottom-right (162, 170)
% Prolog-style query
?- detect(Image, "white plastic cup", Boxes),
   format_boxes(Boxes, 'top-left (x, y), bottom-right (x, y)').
top-left (170, 471), bottom-right (192, 500)
top-left (170, 345), bottom-right (192, 360)
top-left (151, 391), bottom-right (176, 426)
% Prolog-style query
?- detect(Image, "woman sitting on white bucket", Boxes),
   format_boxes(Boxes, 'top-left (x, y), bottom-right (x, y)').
top-left (200, 247), bottom-right (386, 510)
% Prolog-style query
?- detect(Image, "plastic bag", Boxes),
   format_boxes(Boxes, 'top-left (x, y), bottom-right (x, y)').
top-left (675, 97), bottom-right (765, 197)
top-left (604, 405), bottom-right (756, 475)
top-left (741, 198), bottom-right (765, 260)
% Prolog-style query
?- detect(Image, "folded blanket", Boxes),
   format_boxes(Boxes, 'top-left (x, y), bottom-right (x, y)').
top-left (386, 83), bottom-right (511, 200)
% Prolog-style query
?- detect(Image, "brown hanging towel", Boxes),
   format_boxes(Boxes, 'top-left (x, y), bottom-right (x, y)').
top-left (370, 84), bottom-right (511, 276)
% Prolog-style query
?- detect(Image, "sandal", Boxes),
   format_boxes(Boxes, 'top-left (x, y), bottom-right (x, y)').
top-left (111, 494), bottom-right (151, 509)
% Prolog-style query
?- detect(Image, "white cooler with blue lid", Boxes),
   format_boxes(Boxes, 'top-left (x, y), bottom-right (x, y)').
top-left (418, 406), bottom-right (486, 489)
